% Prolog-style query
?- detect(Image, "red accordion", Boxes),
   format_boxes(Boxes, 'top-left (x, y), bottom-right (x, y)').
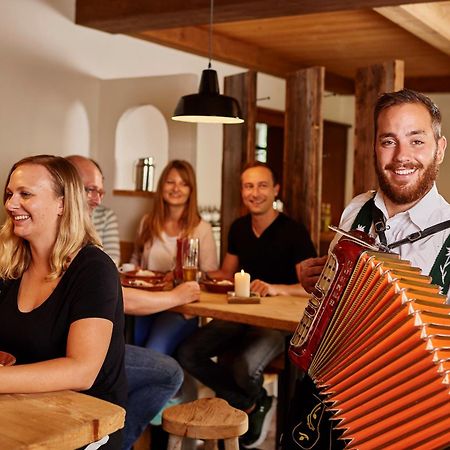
top-left (289, 232), bottom-right (450, 450)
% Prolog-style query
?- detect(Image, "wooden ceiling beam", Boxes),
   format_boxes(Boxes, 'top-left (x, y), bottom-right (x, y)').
top-left (405, 75), bottom-right (450, 93)
top-left (133, 27), bottom-right (354, 94)
top-left (76, 0), bottom-right (440, 33)
top-left (133, 28), bottom-right (296, 76)
top-left (375, 3), bottom-right (450, 56)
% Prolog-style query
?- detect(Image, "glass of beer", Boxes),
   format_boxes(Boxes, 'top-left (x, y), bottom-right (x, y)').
top-left (182, 238), bottom-right (199, 282)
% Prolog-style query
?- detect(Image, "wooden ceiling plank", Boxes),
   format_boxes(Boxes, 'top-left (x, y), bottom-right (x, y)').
top-left (76, 0), bottom-right (441, 33)
top-left (132, 28), bottom-right (354, 94)
top-left (374, 3), bottom-right (450, 56)
top-left (208, 9), bottom-right (450, 79)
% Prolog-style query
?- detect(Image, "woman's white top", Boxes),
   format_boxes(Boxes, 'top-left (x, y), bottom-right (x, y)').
top-left (130, 219), bottom-right (218, 272)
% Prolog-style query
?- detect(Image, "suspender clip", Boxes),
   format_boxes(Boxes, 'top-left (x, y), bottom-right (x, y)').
top-left (407, 231), bottom-right (422, 242)
top-left (374, 221), bottom-right (386, 233)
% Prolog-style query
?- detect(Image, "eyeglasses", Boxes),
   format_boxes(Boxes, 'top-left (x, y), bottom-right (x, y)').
top-left (84, 186), bottom-right (105, 198)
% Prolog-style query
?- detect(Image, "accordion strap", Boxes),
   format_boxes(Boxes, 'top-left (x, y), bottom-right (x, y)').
top-left (388, 219), bottom-right (450, 249)
top-left (371, 200), bottom-right (450, 249)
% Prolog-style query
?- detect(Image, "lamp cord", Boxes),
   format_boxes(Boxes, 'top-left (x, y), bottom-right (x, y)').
top-left (208, 0), bottom-right (214, 68)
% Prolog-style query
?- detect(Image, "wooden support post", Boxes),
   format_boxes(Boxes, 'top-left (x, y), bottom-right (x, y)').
top-left (353, 60), bottom-right (404, 196)
top-left (221, 71), bottom-right (257, 261)
top-left (283, 66), bottom-right (324, 251)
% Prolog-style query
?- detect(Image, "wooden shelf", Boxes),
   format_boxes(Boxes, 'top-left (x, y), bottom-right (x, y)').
top-left (113, 189), bottom-right (155, 198)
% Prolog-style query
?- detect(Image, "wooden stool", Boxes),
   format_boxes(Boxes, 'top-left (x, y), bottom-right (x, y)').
top-left (162, 397), bottom-right (248, 450)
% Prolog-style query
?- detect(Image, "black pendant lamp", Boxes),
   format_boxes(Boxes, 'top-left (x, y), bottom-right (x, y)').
top-left (172, 0), bottom-right (244, 124)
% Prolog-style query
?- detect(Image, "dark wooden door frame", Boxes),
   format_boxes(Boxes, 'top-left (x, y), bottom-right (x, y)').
top-left (221, 71), bottom-right (257, 261)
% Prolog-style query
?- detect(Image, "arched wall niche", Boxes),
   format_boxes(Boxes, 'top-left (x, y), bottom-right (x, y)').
top-left (115, 104), bottom-right (168, 190)
top-left (96, 73), bottom-right (199, 241)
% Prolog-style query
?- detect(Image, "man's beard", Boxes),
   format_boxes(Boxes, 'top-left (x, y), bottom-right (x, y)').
top-left (375, 151), bottom-right (439, 205)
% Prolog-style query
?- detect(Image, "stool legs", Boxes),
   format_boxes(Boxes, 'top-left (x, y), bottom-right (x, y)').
top-left (167, 436), bottom-right (240, 450)
top-left (204, 440), bottom-right (218, 450)
top-left (223, 437), bottom-right (240, 450)
top-left (167, 434), bottom-right (183, 450)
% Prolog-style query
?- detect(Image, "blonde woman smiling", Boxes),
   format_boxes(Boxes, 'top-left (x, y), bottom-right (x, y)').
top-left (0, 155), bottom-right (126, 449)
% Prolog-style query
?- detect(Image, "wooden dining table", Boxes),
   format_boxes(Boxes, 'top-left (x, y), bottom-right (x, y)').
top-left (0, 390), bottom-right (125, 449)
top-left (171, 290), bottom-right (309, 332)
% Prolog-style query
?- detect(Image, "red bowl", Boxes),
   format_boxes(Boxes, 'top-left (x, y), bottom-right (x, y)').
top-left (122, 269), bottom-right (166, 282)
top-left (0, 351), bottom-right (16, 366)
top-left (202, 280), bottom-right (235, 294)
top-left (121, 278), bottom-right (167, 291)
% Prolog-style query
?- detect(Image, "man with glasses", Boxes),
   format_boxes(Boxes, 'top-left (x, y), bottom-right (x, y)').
top-left (66, 155), bottom-right (120, 265)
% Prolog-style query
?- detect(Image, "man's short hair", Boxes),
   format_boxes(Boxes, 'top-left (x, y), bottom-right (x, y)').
top-left (89, 158), bottom-right (104, 177)
top-left (241, 161), bottom-right (279, 186)
top-left (374, 89), bottom-right (442, 142)
top-left (66, 155), bottom-right (104, 178)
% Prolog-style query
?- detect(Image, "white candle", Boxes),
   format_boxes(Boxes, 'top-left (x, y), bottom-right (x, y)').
top-left (234, 270), bottom-right (251, 297)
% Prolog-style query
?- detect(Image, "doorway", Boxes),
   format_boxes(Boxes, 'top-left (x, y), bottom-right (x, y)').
top-left (255, 108), bottom-right (349, 254)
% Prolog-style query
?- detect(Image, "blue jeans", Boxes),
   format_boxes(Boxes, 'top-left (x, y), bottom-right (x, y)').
top-left (122, 344), bottom-right (184, 450)
top-left (177, 320), bottom-right (285, 410)
top-left (134, 312), bottom-right (198, 355)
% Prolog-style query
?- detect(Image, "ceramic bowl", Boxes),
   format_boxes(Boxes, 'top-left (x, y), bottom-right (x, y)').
top-left (0, 351), bottom-right (16, 366)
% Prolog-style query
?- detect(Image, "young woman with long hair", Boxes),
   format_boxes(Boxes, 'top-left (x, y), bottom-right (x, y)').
top-left (130, 159), bottom-right (218, 355)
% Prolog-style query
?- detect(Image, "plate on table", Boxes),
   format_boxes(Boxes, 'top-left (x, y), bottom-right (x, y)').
top-left (202, 279), bottom-right (234, 294)
top-left (121, 278), bottom-right (167, 291)
top-left (0, 351), bottom-right (16, 366)
top-left (122, 269), bottom-right (166, 282)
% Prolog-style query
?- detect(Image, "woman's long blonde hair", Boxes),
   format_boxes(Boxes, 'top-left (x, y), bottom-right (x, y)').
top-left (0, 155), bottom-right (101, 280)
top-left (136, 160), bottom-right (201, 252)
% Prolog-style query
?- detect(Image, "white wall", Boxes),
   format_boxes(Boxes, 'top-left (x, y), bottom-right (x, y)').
top-left (0, 1), bottom-right (100, 223)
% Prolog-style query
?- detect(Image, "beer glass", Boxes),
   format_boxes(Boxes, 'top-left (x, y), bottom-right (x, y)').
top-left (182, 238), bottom-right (199, 282)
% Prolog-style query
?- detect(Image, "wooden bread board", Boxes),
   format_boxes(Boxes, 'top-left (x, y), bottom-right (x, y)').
top-left (227, 293), bottom-right (261, 304)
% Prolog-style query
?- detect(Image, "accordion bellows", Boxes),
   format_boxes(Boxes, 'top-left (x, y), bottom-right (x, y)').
top-left (289, 234), bottom-right (450, 450)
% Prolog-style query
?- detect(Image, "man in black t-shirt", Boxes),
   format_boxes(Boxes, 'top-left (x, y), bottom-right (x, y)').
top-left (217, 162), bottom-right (316, 297)
top-left (178, 162), bottom-right (316, 449)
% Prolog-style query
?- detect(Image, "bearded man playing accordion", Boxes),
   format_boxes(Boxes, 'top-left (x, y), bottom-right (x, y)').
top-left (282, 89), bottom-right (450, 450)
